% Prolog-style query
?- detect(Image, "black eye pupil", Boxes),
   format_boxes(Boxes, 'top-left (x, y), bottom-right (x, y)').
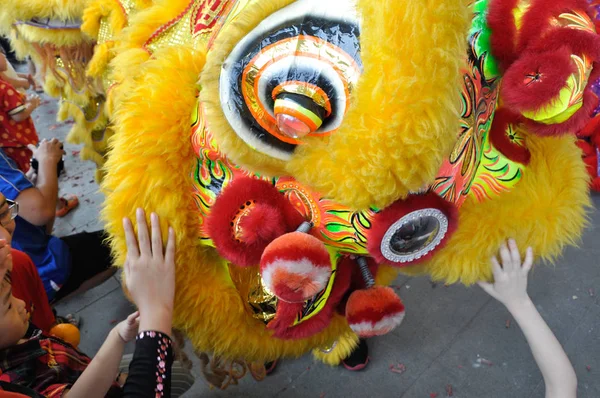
top-left (388, 217), bottom-right (440, 255)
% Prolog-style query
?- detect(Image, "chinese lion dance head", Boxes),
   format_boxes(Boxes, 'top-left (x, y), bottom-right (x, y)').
top-left (95, 0), bottom-right (596, 380)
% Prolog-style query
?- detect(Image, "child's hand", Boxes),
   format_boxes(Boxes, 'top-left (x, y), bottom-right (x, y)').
top-left (116, 312), bottom-right (140, 343)
top-left (123, 209), bottom-right (175, 335)
top-left (26, 74), bottom-right (35, 89)
top-left (478, 239), bottom-right (534, 310)
top-left (28, 138), bottom-right (64, 166)
top-left (27, 94), bottom-right (40, 109)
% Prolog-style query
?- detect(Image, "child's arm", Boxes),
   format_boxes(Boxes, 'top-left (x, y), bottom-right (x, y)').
top-left (478, 240), bottom-right (577, 398)
top-left (0, 72), bottom-right (30, 90)
top-left (10, 94), bottom-right (39, 122)
top-left (64, 312), bottom-right (140, 398)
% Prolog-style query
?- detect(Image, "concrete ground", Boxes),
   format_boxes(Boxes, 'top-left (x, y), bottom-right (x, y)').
top-left (31, 91), bottom-right (600, 398)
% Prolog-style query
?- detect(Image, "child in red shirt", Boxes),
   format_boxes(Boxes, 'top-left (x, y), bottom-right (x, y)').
top-left (0, 52), bottom-right (39, 172)
top-left (10, 248), bottom-right (56, 333)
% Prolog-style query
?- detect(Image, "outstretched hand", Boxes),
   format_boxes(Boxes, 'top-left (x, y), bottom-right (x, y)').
top-left (478, 239), bottom-right (534, 310)
top-left (123, 208), bottom-right (175, 336)
top-left (116, 312), bottom-right (140, 343)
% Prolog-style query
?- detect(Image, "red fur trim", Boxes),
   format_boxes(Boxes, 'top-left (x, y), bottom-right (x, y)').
top-left (577, 139), bottom-right (595, 156)
top-left (488, 0), bottom-right (520, 71)
top-left (367, 193), bottom-right (458, 267)
top-left (207, 177), bottom-right (304, 267)
top-left (591, 126), bottom-right (600, 148)
top-left (266, 301), bottom-right (303, 337)
top-left (525, 86), bottom-right (597, 136)
top-left (526, 28), bottom-right (600, 62)
top-left (268, 257), bottom-right (353, 340)
top-left (517, 0), bottom-right (590, 52)
top-left (591, 177), bottom-right (600, 191)
top-left (580, 116), bottom-right (600, 139)
top-left (489, 108), bottom-right (531, 164)
top-left (583, 153), bottom-right (597, 175)
top-left (501, 47), bottom-right (575, 114)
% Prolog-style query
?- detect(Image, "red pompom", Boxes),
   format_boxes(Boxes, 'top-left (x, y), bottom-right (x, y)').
top-left (267, 257), bottom-right (353, 340)
top-left (501, 47), bottom-right (575, 114)
top-left (345, 286), bottom-right (405, 338)
top-left (489, 108), bottom-right (531, 164)
top-left (367, 193), bottom-right (458, 267)
top-left (238, 203), bottom-right (285, 244)
top-left (261, 232), bottom-right (332, 303)
top-left (207, 177), bottom-right (304, 267)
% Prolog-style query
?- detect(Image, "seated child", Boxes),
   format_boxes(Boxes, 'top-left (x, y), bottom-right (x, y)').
top-left (0, 209), bottom-right (193, 398)
top-left (0, 257), bottom-right (125, 397)
top-left (4, 244), bottom-right (55, 333)
top-left (0, 52), bottom-right (39, 173)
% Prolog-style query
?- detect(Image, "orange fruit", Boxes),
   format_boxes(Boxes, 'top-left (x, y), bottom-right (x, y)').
top-left (50, 323), bottom-right (81, 348)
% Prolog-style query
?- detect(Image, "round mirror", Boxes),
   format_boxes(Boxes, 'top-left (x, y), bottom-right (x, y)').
top-left (380, 209), bottom-right (449, 263)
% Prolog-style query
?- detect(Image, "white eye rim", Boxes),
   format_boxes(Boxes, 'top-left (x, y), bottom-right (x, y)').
top-left (220, 69), bottom-right (293, 161)
top-left (380, 208), bottom-right (449, 264)
top-left (219, 0), bottom-right (360, 160)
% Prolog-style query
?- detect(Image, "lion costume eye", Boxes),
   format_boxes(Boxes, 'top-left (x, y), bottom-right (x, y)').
top-left (219, 0), bottom-right (362, 161)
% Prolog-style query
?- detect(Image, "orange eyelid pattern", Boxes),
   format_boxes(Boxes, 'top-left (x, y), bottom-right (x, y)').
top-left (241, 34), bottom-right (360, 143)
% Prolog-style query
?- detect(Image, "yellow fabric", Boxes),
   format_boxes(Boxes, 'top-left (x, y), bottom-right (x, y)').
top-left (401, 133), bottom-right (591, 285)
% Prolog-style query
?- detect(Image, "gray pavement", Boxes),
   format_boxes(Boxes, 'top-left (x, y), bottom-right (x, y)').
top-left (33, 91), bottom-right (600, 398)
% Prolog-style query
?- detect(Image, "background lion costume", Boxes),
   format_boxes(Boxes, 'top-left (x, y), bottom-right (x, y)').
top-left (2, 0), bottom-right (597, 381)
